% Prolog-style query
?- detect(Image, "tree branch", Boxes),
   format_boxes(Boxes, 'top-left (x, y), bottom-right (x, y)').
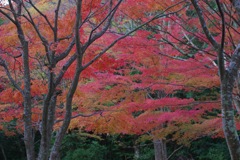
top-left (0, 8), bottom-right (16, 24)
top-left (54, 0), bottom-right (62, 42)
top-left (190, 0), bottom-right (220, 49)
top-left (216, 0), bottom-right (226, 81)
top-left (82, 7), bottom-right (186, 70)
top-left (54, 111), bottom-right (103, 124)
top-left (27, 0), bottom-right (54, 31)
top-left (84, 0), bottom-right (123, 51)
top-left (0, 57), bottom-right (23, 94)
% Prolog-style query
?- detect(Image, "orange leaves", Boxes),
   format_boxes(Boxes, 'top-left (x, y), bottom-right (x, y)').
top-left (76, 110), bottom-right (136, 135)
top-left (31, 107), bottom-right (42, 123)
top-left (0, 104), bottom-right (42, 135)
top-left (176, 118), bottom-right (223, 144)
top-left (0, 23), bottom-right (19, 48)
top-left (0, 80), bottom-right (47, 105)
top-left (1, 106), bottom-right (22, 121)
top-left (31, 80), bottom-right (48, 96)
top-left (0, 88), bottom-right (23, 104)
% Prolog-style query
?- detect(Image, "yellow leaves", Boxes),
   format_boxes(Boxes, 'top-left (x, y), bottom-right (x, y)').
top-left (72, 109), bottom-right (135, 135)
top-left (136, 134), bottom-right (152, 143)
top-left (170, 118), bottom-right (222, 145)
top-left (185, 75), bottom-right (220, 88)
top-left (152, 125), bottom-right (180, 140)
top-left (167, 73), bottom-right (185, 81)
top-left (92, 111), bottom-right (134, 134)
top-left (78, 132), bottom-right (103, 141)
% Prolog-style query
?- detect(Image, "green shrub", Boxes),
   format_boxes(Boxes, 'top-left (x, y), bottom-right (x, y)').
top-left (63, 141), bottom-right (107, 160)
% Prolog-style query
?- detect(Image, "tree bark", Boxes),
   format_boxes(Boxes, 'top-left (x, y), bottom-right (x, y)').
top-left (153, 139), bottom-right (167, 160)
top-left (221, 52), bottom-right (240, 159)
top-left (14, 3), bottom-right (35, 159)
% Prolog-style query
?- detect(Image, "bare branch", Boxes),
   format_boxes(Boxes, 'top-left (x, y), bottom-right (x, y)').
top-left (190, 0), bottom-right (220, 49)
top-left (0, 57), bottom-right (23, 93)
top-left (158, 51), bottom-right (186, 61)
top-left (75, 0), bottom-right (82, 57)
top-left (84, 0), bottom-right (123, 50)
top-left (27, 0), bottom-right (54, 31)
top-left (22, 3), bottom-right (49, 46)
top-left (54, 0), bottom-right (62, 42)
top-left (82, 6), bottom-right (187, 70)
top-left (57, 34), bottom-right (72, 42)
top-left (0, 8), bottom-right (16, 24)
top-left (54, 12), bottom-right (94, 62)
top-left (167, 145), bottom-right (184, 160)
top-left (231, 0), bottom-right (240, 18)
top-left (216, 0), bottom-right (226, 81)
top-left (54, 111), bottom-right (103, 124)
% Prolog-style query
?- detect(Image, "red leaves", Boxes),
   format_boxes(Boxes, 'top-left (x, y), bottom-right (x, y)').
top-left (126, 98), bottom-right (194, 113)
top-left (0, 0), bottom-right (226, 145)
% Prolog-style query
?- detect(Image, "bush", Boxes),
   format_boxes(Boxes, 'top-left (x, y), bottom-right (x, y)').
top-left (63, 141), bottom-right (107, 160)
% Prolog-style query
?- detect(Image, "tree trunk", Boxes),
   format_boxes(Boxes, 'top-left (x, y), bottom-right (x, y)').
top-left (221, 73), bottom-right (240, 160)
top-left (153, 139), bottom-right (167, 160)
top-left (191, 0), bottom-right (240, 159)
top-left (0, 145), bottom-right (7, 160)
top-left (134, 145), bottom-right (140, 160)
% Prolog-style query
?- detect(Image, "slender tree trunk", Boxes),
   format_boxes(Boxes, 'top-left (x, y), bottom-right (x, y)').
top-left (134, 145), bottom-right (140, 160)
top-left (0, 145), bottom-right (7, 160)
top-left (23, 96), bottom-right (35, 160)
top-left (21, 25), bottom-right (35, 160)
top-left (21, 32), bottom-right (35, 160)
top-left (153, 139), bottom-right (167, 160)
top-left (9, 1), bottom-right (36, 158)
top-left (38, 94), bottom-right (58, 160)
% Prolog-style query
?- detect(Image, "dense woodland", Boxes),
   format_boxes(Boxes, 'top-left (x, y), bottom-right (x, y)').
top-left (1, 0), bottom-right (240, 159)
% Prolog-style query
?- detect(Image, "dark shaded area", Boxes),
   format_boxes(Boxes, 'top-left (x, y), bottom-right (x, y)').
top-left (0, 130), bottom-right (230, 160)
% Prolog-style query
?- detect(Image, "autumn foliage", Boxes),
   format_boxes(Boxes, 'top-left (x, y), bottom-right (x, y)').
top-left (1, 0), bottom-right (240, 159)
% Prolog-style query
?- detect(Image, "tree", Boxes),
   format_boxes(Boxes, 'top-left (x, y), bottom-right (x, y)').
top-left (187, 0), bottom-right (240, 159)
top-left (0, 0), bottom-right (184, 160)
top-left (3, 0), bottom-right (240, 159)
top-left (72, 27), bottom-right (223, 160)
top-left (69, 0), bottom-right (240, 159)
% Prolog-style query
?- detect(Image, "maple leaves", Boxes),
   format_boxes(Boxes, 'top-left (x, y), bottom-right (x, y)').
top-left (2, 0), bottom-right (182, 158)
top-left (64, 24), bottom-right (222, 146)
top-left (68, 0), bottom-right (235, 146)
top-left (1, 0), bottom-right (240, 159)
